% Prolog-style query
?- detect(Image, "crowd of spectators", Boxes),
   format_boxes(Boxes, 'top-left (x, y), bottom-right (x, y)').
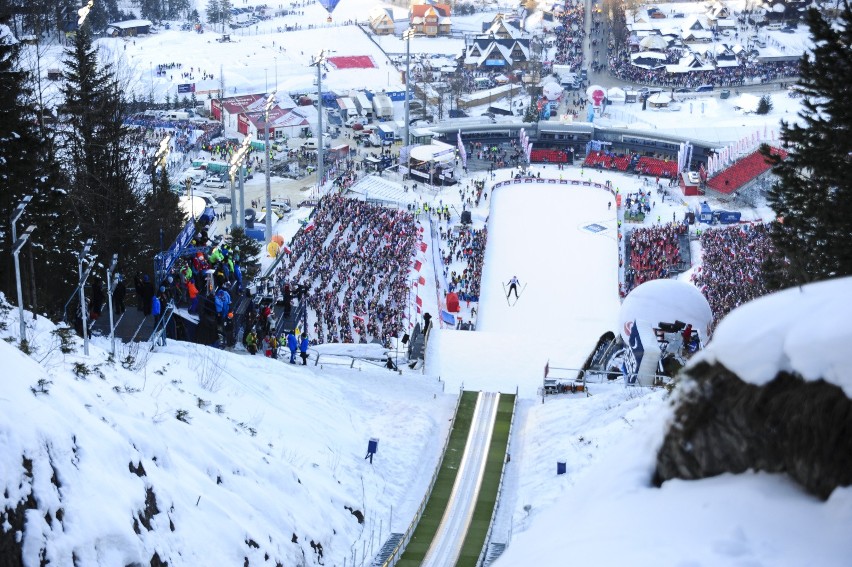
top-left (552, 1), bottom-right (586, 71)
top-left (126, 115), bottom-right (223, 171)
top-left (691, 223), bottom-right (773, 323)
top-left (271, 195), bottom-right (419, 346)
top-left (439, 223), bottom-right (488, 304)
top-left (623, 223), bottom-right (687, 295)
top-left (607, 43), bottom-right (799, 88)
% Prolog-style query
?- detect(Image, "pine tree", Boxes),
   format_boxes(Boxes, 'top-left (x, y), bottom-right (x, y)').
top-left (0, 34), bottom-right (81, 317)
top-left (755, 95), bottom-right (772, 115)
top-left (138, 168), bottom-right (186, 263)
top-left (227, 227), bottom-right (261, 279)
top-left (206, 0), bottom-right (221, 24)
top-left (761, 5), bottom-right (852, 289)
top-left (59, 23), bottom-right (145, 277)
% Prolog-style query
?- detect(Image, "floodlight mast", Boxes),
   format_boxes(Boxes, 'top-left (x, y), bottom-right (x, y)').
top-left (264, 91), bottom-right (276, 242)
top-left (310, 50), bottom-right (330, 194)
top-left (229, 135), bottom-right (252, 228)
top-left (403, 29), bottom-right (415, 147)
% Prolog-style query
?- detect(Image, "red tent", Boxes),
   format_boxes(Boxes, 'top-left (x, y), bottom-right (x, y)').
top-left (446, 292), bottom-right (460, 313)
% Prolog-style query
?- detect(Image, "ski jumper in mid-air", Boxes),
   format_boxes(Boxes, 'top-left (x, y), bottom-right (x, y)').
top-left (506, 276), bottom-right (521, 299)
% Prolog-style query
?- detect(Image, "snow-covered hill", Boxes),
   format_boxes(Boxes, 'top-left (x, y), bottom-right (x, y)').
top-left (0, 303), bottom-right (454, 566)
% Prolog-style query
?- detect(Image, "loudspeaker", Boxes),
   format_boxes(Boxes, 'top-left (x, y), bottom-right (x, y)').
top-left (401, 333), bottom-right (410, 345)
top-left (461, 210), bottom-right (472, 224)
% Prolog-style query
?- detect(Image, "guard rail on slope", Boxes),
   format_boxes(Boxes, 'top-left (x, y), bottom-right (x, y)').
top-left (374, 389), bottom-right (472, 567)
top-left (474, 389), bottom-right (518, 567)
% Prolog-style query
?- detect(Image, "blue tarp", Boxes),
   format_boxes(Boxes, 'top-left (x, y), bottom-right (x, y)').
top-left (440, 310), bottom-right (456, 325)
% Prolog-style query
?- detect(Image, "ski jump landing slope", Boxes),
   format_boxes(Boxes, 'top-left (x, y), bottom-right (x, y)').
top-left (427, 183), bottom-right (621, 398)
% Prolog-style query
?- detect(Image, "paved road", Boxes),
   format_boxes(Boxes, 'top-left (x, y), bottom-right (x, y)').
top-left (422, 391), bottom-right (499, 567)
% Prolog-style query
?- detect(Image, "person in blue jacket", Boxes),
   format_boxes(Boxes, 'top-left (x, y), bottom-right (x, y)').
top-left (287, 331), bottom-right (298, 364)
top-left (299, 335), bottom-right (310, 365)
top-left (215, 288), bottom-right (231, 321)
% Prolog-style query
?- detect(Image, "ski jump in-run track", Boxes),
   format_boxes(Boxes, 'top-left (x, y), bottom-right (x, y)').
top-left (421, 391), bottom-right (499, 567)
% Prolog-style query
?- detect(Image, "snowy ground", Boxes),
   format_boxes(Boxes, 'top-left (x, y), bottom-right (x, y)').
top-left (4, 1), bottom-right (851, 566)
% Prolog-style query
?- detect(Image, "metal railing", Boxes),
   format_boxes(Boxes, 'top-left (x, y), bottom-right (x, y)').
top-left (476, 388), bottom-right (519, 567)
top-left (378, 387), bottom-right (464, 567)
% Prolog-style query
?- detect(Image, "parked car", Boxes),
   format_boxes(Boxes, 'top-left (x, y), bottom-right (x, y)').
top-left (215, 195), bottom-right (231, 205)
top-left (203, 176), bottom-right (226, 188)
top-left (345, 116), bottom-right (368, 127)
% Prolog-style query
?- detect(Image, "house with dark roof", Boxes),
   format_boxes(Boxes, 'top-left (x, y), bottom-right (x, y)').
top-left (463, 35), bottom-right (531, 70)
top-left (106, 19), bottom-right (152, 37)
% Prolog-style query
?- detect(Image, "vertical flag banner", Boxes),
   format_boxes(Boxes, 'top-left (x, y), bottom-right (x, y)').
top-left (457, 130), bottom-right (467, 169)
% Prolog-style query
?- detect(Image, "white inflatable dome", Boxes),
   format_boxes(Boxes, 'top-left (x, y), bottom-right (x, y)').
top-left (543, 81), bottom-right (563, 101)
top-left (619, 279), bottom-right (713, 342)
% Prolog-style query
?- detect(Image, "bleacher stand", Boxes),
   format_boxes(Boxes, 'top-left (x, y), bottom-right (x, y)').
top-left (636, 156), bottom-right (678, 178)
top-left (583, 150), bottom-right (630, 171)
top-left (706, 147), bottom-right (786, 194)
top-left (530, 149), bottom-right (570, 163)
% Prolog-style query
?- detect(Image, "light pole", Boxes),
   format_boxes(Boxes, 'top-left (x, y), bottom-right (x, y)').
top-left (403, 28), bottom-right (415, 147)
top-left (106, 254), bottom-right (118, 356)
top-left (78, 238), bottom-right (94, 356)
top-left (263, 91), bottom-right (276, 242)
top-left (310, 50), bottom-right (329, 193)
top-left (153, 134), bottom-right (170, 193)
top-left (11, 196), bottom-right (33, 341)
top-left (12, 225), bottom-right (35, 343)
top-left (229, 135), bottom-right (252, 228)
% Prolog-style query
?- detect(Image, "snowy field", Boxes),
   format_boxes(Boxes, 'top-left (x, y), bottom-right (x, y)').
top-left (4, 0), bottom-right (851, 565)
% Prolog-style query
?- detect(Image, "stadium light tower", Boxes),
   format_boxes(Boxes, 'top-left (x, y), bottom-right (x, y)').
top-left (153, 134), bottom-right (171, 193)
top-left (263, 91), bottom-right (276, 242)
top-left (403, 28), bottom-right (416, 147)
top-left (11, 195), bottom-right (33, 341)
top-left (229, 135), bottom-right (253, 228)
top-left (77, 238), bottom-right (94, 356)
top-left (310, 50), bottom-right (329, 193)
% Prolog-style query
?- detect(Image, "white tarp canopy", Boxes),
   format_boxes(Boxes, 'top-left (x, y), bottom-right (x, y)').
top-left (639, 35), bottom-right (669, 50)
top-left (409, 141), bottom-right (456, 164)
top-left (607, 87), bottom-right (626, 102)
top-left (647, 92), bottom-right (672, 105)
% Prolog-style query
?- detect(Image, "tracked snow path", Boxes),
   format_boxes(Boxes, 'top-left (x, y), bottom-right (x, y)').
top-left (422, 391), bottom-right (499, 567)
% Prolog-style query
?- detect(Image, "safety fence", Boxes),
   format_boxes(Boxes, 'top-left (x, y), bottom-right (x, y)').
top-left (375, 389), bottom-right (471, 567)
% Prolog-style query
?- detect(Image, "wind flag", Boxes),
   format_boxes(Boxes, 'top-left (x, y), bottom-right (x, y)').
top-left (457, 130), bottom-right (467, 168)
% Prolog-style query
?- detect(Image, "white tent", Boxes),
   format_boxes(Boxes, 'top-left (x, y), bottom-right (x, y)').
top-left (409, 141), bottom-right (456, 164)
top-left (607, 87), bottom-right (626, 103)
top-left (639, 34), bottom-right (669, 50)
